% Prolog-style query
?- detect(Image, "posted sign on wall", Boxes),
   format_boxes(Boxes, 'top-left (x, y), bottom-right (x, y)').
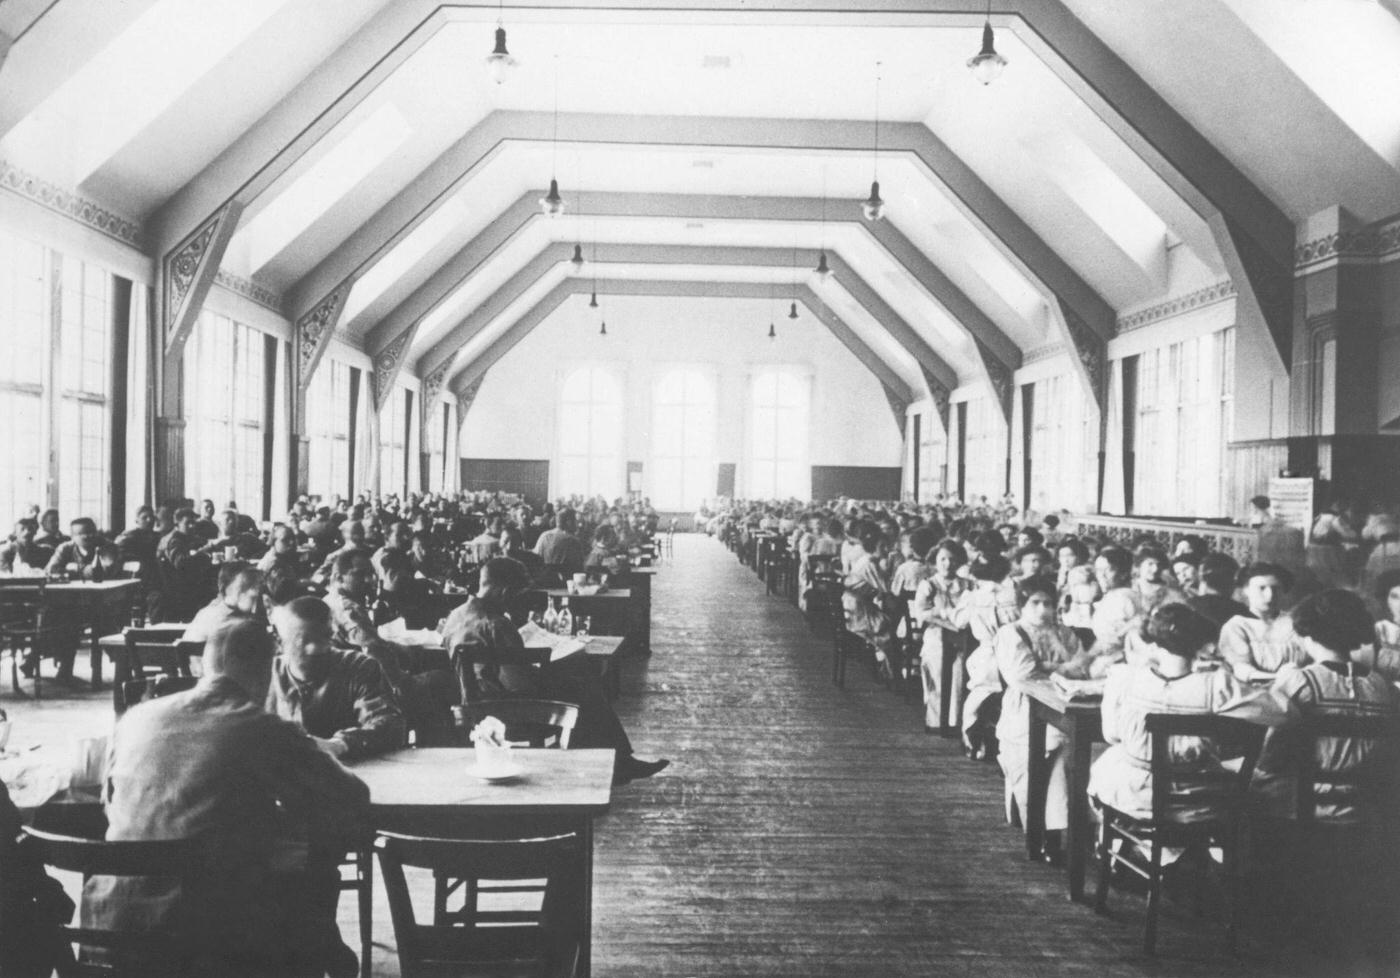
top-left (1268, 477), bottom-right (1316, 542)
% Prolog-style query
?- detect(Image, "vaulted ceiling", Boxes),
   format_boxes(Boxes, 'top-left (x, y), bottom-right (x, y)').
top-left (3, 0), bottom-right (1397, 410)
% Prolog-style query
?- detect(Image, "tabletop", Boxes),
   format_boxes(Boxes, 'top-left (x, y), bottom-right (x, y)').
top-left (0, 579), bottom-right (139, 593)
top-left (542, 588), bottom-right (632, 600)
top-left (1016, 678), bottom-right (1103, 716)
top-left (352, 747), bottom-right (615, 815)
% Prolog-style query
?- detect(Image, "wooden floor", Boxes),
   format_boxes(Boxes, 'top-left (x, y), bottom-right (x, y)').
top-left (582, 535), bottom-right (1360, 978)
top-left (1, 537), bottom-right (1381, 975)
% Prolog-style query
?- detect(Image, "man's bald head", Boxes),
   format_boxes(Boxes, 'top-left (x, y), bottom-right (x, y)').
top-left (203, 620), bottom-right (275, 702)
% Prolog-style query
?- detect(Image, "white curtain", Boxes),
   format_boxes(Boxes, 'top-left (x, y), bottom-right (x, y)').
top-left (1101, 359), bottom-right (1125, 515)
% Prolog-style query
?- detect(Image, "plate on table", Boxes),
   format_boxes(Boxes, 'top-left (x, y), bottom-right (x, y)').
top-left (468, 761), bottom-right (524, 783)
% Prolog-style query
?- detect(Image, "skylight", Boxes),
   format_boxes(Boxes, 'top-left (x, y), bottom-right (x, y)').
top-left (239, 102), bottom-right (413, 273)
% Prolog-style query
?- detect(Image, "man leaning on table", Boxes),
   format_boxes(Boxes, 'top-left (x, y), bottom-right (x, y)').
top-left (84, 619), bottom-right (371, 978)
top-left (443, 556), bottom-right (669, 785)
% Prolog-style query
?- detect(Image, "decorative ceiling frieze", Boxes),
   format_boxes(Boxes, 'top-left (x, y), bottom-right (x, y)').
top-left (1115, 279), bottom-right (1236, 334)
top-left (0, 158), bottom-right (144, 247)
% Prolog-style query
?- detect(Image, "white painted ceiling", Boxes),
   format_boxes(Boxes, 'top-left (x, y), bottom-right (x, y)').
top-left (2, 0), bottom-right (1397, 399)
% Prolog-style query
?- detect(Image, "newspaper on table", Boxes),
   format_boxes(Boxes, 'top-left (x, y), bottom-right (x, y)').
top-left (517, 621), bottom-right (586, 662)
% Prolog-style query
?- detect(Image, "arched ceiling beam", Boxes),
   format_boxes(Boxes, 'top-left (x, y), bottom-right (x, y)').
top-left (292, 110), bottom-right (1116, 354)
top-left (367, 190), bottom-right (1011, 388)
top-left (413, 241), bottom-right (957, 393)
top-left (444, 278), bottom-right (913, 416)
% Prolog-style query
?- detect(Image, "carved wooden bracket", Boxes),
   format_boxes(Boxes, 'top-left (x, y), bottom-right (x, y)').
top-left (292, 282), bottom-right (351, 433)
top-left (1056, 298), bottom-right (1107, 412)
top-left (162, 202), bottom-right (242, 359)
top-left (371, 324), bottom-right (417, 413)
top-left (974, 336), bottom-right (1014, 426)
top-left (919, 365), bottom-right (952, 436)
top-left (881, 382), bottom-right (910, 434)
top-left (456, 374), bottom-right (486, 435)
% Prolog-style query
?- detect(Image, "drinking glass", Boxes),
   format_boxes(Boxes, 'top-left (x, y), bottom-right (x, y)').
top-left (576, 616), bottom-right (590, 641)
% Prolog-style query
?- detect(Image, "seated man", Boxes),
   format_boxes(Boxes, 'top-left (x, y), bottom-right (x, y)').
top-left (183, 563), bottom-right (264, 643)
top-left (444, 557), bottom-right (668, 784)
top-left (324, 552), bottom-right (456, 741)
top-left (0, 518), bottom-right (43, 573)
top-left (211, 509), bottom-right (266, 560)
top-left (113, 505), bottom-right (160, 578)
top-left (372, 520), bottom-right (413, 578)
top-left (257, 523), bottom-right (303, 576)
top-left (30, 508), bottom-right (67, 565)
top-left (44, 517), bottom-right (105, 579)
top-left (313, 519), bottom-right (369, 583)
top-left (533, 507), bottom-right (586, 577)
top-left (156, 508), bottom-right (217, 623)
top-left (84, 620), bottom-right (371, 976)
top-left (268, 596), bottom-right (407, 760)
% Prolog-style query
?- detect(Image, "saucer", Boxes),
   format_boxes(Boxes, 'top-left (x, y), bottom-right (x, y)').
top-left (469, 761), bottom-right (524, 783)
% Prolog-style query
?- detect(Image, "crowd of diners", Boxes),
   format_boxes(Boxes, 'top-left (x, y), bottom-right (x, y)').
top-left (0, 490), bottom-right (668, 976)
top-left (704, 494), bottom-right (1400, 952)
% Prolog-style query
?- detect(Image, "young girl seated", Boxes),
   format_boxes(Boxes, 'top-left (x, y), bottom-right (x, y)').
top-left (954, 554), bottom-right (1018, 760)
top-left (842, 521), bottom-right (898, 681)
top-left (1089, 604), bottom-right (1284, 825)
top-left (993, 576), bottom-right (1088, 860)
top-left (912, 539), bottom-right (969, 732)
top-left (890, 526), bottom-right (938, 596)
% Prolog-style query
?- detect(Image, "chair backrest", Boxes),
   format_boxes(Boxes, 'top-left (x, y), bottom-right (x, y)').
top-left (374, 831), bottom-right (582, 978)
top-left (462, 699), bottom-right (580, 749)
top-left (1145, 713), bottom-right (1267, 822)
top-left (1293, 711), bottom-right (1400, 826)
top-left (450, 641), bottom-right (550, 702)
top-left (19, 827), bottom-right (200, 976)
top-left (123, 629), bottom-right (187, 679)
top-left (118, 675), bottom-right (199, 715)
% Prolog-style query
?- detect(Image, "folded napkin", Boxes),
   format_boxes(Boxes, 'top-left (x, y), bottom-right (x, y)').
top-left (517, 622), bottom-right (586, 661)
top-left (378, 617), bottom-right (445, 647)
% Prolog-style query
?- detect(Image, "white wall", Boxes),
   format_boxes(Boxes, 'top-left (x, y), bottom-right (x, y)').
top-left (459, 293), bottom-right (904, 499)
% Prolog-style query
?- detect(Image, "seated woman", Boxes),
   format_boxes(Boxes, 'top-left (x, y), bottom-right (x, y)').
top-left (1089, 545), bottom-right (1143, 662)
top-left (912, 538), bottom-right (969, 732)
top-left (1089, 604), bottom-right (1285, 825)
top-left (797, 517), bottom-right (843, 613)
top-left (1254, 589), bottom-right (1400, 823)
top-left (954, 553), bottom-right (1018, 760)
top-left (584, 524), bottom-right (628, 575)
top-left (994, 576), bottom-right (1089, 860)
top-left (842, 521), bottom-right (898, 681)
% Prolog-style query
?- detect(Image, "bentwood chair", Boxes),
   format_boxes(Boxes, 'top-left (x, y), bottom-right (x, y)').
top-left (0, 584), bottom-right (76, 700)
top-left (1092, 713), bottom-right (1266, 955)
top-left (20, 827), bottom-right (201, 977)
top-left (375, 832), bottom-right (584, 978)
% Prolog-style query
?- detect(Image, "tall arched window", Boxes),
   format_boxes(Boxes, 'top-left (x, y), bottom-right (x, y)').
top-left (558, 366), bottom-right (622, 499)
top-left (652, 368), bottom-right (716, 510)
top-left (748, 369), bottom-right (809, 499)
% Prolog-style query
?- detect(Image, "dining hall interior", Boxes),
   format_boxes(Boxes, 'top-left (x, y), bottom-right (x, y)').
top-left (2, 0), bottom-right (1400, 975)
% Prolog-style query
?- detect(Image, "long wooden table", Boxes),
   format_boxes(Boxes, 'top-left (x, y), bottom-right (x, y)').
top-left (1018, 679), bottom-right (1104, 903)
top-left (355, 747), bottom-right (615, 977)
top-left (0, 578), bottom-right (141, 688)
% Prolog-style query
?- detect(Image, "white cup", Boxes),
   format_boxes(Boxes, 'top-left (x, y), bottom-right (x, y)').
top-left (474, 741), bottom-right (512, 771)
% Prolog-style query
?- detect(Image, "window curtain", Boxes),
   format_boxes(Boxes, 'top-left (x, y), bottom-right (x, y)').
top-left (124, 283), bottom-right (150, 513)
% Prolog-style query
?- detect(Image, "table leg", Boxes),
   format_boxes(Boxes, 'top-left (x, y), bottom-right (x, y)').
top-left (110, 652), bottom-right (130, 713)
top-left (1064, 717), bottom-right (1095, 902)
top-left (579, 817), bottom-right (594, 978)
top-left (1025, 702), bottom-right (1048, 861)
top-left (89, 630), bottom-right (104, 689)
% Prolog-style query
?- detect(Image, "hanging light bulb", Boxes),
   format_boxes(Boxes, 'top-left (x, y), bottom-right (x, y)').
top-left (768, 321), bottom-right (777, 340)
top-left (541, 54), bottom-right (565, 217)
top-left (788, 301), bottom-right (799, 320)
top-left (570, 243), bottom-right (585, 269)
top-left (540, 179), bottom-right (565, 217)
top-left (589, 290), bottom-right (598, 308)
top-left (863, 181), bottom-right (886, 222)
top-left (599, 320), bottom-right (607, 336)
top-left (967, 3), bottom-right (1008, 85)
top-left (486, 25), bottom-right (517, 84)
top-left (863, 62), bottom-right (887, 221)
top-left (814, 250), bottom-right (832, 283)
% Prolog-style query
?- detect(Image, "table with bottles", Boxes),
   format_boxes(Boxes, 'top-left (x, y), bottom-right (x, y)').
top-left (0, 578), bottom-right (142, 688)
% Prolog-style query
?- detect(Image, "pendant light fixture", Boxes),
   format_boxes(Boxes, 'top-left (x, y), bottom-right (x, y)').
top-left (571, 158), bottom-right (585, 269)
top-left (815, 166), bottom-right (833, 285)
top-left (863, 61), bottom-right (886, 222)
top-left (599, 319), bottom-right (607, 336)
top-left (588, 235), bottom-right (599, 307)
top-left (485, 0), bottom-right (517, 85)
top-left (540, 56), bottom-right (565, 218)
top-left (768, 280), bottom-right (777, 340)
top-left (768, 321), bottom-right (777, 340)
top-left (788, 245), bottom-right (800, 318)
top-left (967, 0), bottom-right (1008, 85)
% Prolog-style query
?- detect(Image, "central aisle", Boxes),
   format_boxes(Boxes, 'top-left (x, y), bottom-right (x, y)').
top-left (591, 534), bottom-right (1335, 978)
